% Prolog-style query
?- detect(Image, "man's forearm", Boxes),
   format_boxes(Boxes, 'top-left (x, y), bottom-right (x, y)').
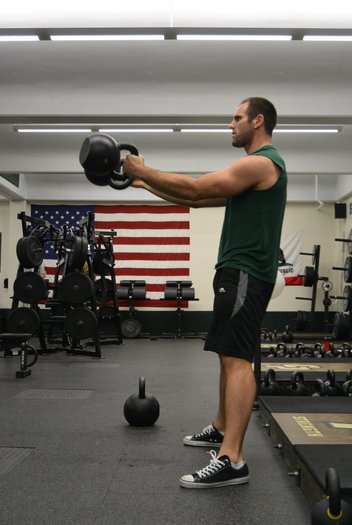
top-left (140, 182), bottom-right (225, 208)
top-left (132, 165), bottom-right (199, 201)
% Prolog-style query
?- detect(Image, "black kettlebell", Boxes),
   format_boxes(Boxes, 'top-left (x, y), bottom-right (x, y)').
top-left (324, 369), bottom-right (344, 397)
top-left (311, 468), bottom-right (352, 524)
top-left (123, 377), bottom-right (160, 426)
top-left (260, 368), bottom-right (280, 396)
top-left (281, 325), bottom-right (293, 344)
top-left (312, 378), bottom-right (326, 397)
top-left (79, 132), bottom-right (139, 190)
top-left (287, 371), bottom-right (309, 396)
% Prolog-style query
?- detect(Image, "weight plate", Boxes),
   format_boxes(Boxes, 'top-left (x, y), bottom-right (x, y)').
top-left (93, 250), bottom-right (114, 276)
top-left (67, 237), bottom-right (88, 272)
top-left (59, 272), bottom-right (94, 305)
top-left (98, 305), bottom-right (120, 334)
top-left (16, 236), bottom-right (44, 269)
top-left (344, 256), bottom-right (352, 283)
top-left (349, 228), bottom-right (352, 255)
top-left (121, 318), bottom-right (142, 339)
top-left (95, 278), bottom-right (114, 303)
top-left (303, 266), bottom-right (316, 287)
top-left (343, 285), bottom-right (352, 311)
top-left (64, 307), bottom-right (98, 339)
top-left (6, 307), bottom-right (40, 335)
top-left (13, 272), bottom-right (47, 303)
top-left (332, 312), bottom-right (350, 340)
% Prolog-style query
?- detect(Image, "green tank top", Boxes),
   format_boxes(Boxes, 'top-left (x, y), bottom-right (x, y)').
top-left (215, 145), bottom-right (287, 283)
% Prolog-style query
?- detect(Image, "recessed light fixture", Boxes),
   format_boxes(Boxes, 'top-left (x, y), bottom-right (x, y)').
top-left (0, 35), bottom-right (39, 42)
top-left (16, 128), bottom-right (92, 133)
top-left (303, 35), bottom-right (352, 41)
top-left (274, 128), bottom-right (340, 133)
top-left (177, 34), bottom-right (292, 41)
top-left (50, 34), bottom-right (165, 41)
top-left (98, 128), bottom-right (173, 133)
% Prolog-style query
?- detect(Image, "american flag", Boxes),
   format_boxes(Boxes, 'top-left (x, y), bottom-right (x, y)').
top-left (31, 203), bottom-right (190, 307)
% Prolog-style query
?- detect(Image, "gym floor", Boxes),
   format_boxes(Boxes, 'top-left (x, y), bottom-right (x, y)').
top-left (0, 338), bottom-right (311, 525)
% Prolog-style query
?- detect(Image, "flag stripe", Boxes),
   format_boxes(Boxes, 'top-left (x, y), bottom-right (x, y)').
top-left (115, 252), bottom-right (190, 261)
top-left (95, 205), bottom-right (189, 214)
top-left (95, 221), bottom-right (189, 230)
top-left (114, 237), bottom-right (190, 245)
top-left (115, 268), bottom-right (189, 276)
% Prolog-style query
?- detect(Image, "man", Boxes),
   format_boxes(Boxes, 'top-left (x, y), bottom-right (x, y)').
top-left (123, 97), bottom-right (287, 489)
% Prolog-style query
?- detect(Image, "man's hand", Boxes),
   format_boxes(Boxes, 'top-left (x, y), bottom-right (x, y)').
top-left (123, 154), bottom-right (145, 178)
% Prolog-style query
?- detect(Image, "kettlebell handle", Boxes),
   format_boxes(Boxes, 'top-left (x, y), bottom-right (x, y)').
top-left (139, 377), bottom-right (146, 399)
top-left (108, 143), bottom-right (139, 190)
top-left (326, 468), bottom-right (342, 518)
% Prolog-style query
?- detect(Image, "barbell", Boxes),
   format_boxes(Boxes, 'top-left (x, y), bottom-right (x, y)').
top-left (79, 133), bottom-right (139, 190)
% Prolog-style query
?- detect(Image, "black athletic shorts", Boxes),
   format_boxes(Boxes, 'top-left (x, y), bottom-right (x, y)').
top-left (204, 267), bottom-right (274, 362)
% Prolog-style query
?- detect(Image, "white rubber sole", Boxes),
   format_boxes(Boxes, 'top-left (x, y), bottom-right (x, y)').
top-left (179, 476), bottom-right (250, 489)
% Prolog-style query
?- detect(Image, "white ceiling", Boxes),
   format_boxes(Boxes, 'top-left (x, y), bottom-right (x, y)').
top-left (0, 3), bottom-right (352, 202)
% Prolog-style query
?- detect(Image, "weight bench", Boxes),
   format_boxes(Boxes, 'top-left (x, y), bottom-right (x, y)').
top-left (0, 332), bottom-right (38, 378)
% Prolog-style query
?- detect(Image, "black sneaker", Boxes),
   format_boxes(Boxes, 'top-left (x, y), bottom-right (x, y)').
top-left (183, 424), bottom-right (224, 447)
top-left (180, 450), bottom-right (249, 489)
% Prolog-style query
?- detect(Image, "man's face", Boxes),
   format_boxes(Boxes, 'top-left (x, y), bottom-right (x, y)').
top-left (228, 102), bottom-right (254, 148)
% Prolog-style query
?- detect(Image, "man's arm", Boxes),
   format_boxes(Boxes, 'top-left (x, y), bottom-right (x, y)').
top-left (124, 154), bottom-right (279, 201)
top-left (131, 179), bottom-right (226, 208)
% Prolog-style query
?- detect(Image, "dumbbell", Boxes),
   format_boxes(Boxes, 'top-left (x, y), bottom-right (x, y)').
top-left (79, 133), bottom-right (139, 190)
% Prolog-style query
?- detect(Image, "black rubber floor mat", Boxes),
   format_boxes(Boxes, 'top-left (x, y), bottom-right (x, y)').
top-left (0, 447), bottom-right (34, 476)
top-left (15, 389), bottom-right (93, 399)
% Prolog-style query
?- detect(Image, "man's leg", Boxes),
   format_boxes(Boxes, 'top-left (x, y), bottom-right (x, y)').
top-left (217, 354), bottom-right (256, 464)
top-left (213, 354), bottom-right (226, 432)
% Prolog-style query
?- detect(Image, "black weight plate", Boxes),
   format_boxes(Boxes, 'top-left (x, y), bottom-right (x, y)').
top-left (64, 307), bottom-right (98, 339)
top-left (303, 266), bottom-right (316, 287)
top-left (16, 237), bottom-right (44, 269)
top-left (332, 312), bottom-right (351, 340)
top-left (95, 278), bottom-right (114, 303)
top-left (93, 251), bottom-right (114, 276)
top-left (343, 285), bottom-right (352, 311)
top-left (6, 307), bottom-right (40, 335)
top-left (13, 272), bottom-right (47, 303)
top-left (67, 237), bottom-right (88, 272)
top-left (349, 228), bottom-right (352, 255)
top-left (344, 256), bottom-right (352, 283)
top-left (60, 272), bottom-right (94, 305)
top-left (121, 318), bottom-right (142, 339)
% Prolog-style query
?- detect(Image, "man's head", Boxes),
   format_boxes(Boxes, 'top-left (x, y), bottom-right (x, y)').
top-left (229, 97), bottom-right (277, 149)
top-left (241, 97), bottom-right (277, 136)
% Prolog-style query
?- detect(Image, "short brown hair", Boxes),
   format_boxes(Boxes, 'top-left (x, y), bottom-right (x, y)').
top-left (241, 97), bottom-right (277, 136)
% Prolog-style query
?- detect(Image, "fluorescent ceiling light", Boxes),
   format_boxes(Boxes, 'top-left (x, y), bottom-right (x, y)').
top-left (16, 128), bottom-right (92, 133)
top-left (180, 128), bottom-right (230, 132)
top-left (0, 35), bottom-right (39, 42)
top-left (50, 34), bottom-right (164, 41)
top-left (177, 34), bottom-right (292, 41)
top-left (303, 35), bottom-right (352, 41)
top-left (99, 128), bottom-right (173, 133)
top-left (274, 128), bottom-right (340, 133)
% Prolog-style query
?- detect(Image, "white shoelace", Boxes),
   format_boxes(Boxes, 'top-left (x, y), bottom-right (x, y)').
top-left (196, 450), bottom-right (226, 479)
top-left (195, 424), bottom-right (214, 438)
